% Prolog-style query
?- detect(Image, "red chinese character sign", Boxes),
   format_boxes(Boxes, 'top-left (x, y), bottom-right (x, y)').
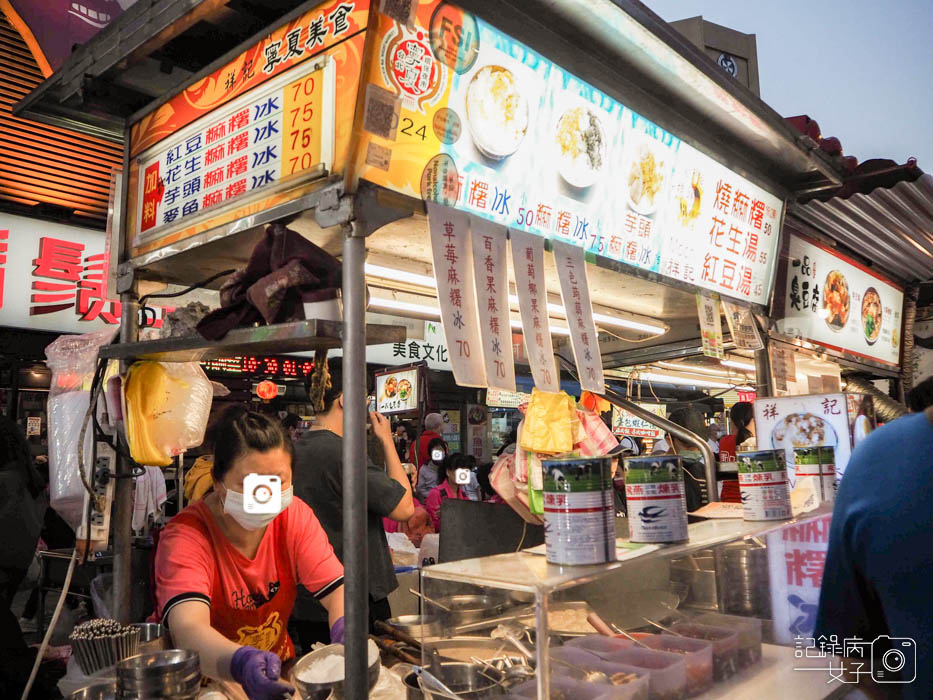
top-left (510, 229), bottom-right (558, 392)
top-left (470, 220), bottom-right (515, 391)
top-left (427, 202), bottom-right (487, 387)
top-left (553, 241), bottom-right (604, 394)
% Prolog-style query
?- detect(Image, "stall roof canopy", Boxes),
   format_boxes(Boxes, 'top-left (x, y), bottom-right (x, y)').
top-left (790, 160), bottom-right (933, 285)
top-left (14, 0), bottom-right (844, 195)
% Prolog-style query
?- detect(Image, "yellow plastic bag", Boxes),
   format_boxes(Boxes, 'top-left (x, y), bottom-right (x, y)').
top-left (519, 388), bottom-right (576, 454)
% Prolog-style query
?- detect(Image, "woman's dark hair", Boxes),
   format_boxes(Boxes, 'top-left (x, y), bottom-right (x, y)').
top-left (0, 415), bottom-right (42, 498)
top-left (496, 427), bottom-right (518, 456)
top-left (398, 421), bottom-right (414, 439)
top-left (476, 461), bottom-right (495, 500)
top-left (730, 402), bottom-right (755, 445)
top-left (426, 437), bottom-right (448, 462)
top-left (907, 376), bottom-right (933, 413)
top-left (441, 452), bottom-right (469, 483)
top-left (281, 413), bottom-right (301, 431)
top-left (212, 406), bottom-right (294, 481)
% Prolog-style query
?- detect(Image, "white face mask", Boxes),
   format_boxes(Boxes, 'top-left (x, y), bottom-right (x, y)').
top-left (222, 485), bottom-right (293, 530)
top-left (431, 450), bottom-right (445, 463)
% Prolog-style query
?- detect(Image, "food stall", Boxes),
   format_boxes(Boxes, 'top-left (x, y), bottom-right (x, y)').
top-left (15, 0), bottom-right (872, 697)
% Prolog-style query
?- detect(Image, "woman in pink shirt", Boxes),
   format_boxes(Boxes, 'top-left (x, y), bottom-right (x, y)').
top-left (154, 407), bottom-right (345, 700)
top-left (425, 453), bottom-right (470, 532)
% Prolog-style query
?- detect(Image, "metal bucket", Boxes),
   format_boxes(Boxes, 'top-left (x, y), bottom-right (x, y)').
top-left (129, 623), bottom-right (165, 654)
top-left (70, 682), bottom-right (117, 700)
top-left (403, 663), bottom-right (504, 700)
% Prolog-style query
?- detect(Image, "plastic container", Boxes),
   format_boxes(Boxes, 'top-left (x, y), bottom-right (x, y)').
top-left (693, 613), bottom-right (763, 669)
top-left (603, 647), bottom-right (687, 700)
top-left (629, 634), bottom-right (712, 697)
top-left (510, 674), bottom-right (646, 700)
top-left (550, 647), bottom-right (649, 699)
top-left (669, 622), bottom-right (739, 681)
top-left (566, 635), bottom-right (634, 656)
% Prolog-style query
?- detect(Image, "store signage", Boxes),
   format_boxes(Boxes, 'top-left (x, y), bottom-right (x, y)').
top-left (486, 388), bottom-right (531, 408)
top-left (753, 393), bottom-right (875, 486)
top-left (202, 356), bottom-right (316, 379)
top-left (722, 300), bottom-right (763, 351)
top-left (126, 0), bottom-right (368, 258)
top-left (510, 229), bottom-right (559, 392)
top-left (26, 416), bottom-right (41, 437)
top-left (375, 366), bottom-right (419, 414)
top-left (767, 514), bottom-right (832, 645)
top-left (774, 234), bottom-right (904, 367)
top-left (471, 220), bottom-right (515, 391)
top-left (0, 213), bottom-right (168, 334)
top-left (428, 203), bottom-right (487, 387)
top-left (554, 241), bottom-right (604, 393)
top-left (135, 58), bottom-right (334, 243)
top-left (696, 292), bottom-right (724, 359)
top-left (612, 403), bottom-right (667, 439)
top-left (769, 345), bottom-right (797, 393)
top-left (357, 2), bottom-right (784, 305)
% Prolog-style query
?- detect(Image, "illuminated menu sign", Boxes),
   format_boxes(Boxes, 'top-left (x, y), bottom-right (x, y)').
top-left (357, 3), bottom-right (784, 305)
top-left (135, 59), bottom-right (333, 242)
top-left (774, 233), bottom-right (903, 367)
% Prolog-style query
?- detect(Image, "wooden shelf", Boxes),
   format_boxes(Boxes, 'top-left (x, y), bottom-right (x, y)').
top-left (99, 320), bottom-right (405, 362)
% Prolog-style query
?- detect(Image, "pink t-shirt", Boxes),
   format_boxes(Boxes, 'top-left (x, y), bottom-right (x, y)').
top-left (425, 481), bottom-right (467, 532)
top-left (154, 498), bottom-right (343, 661)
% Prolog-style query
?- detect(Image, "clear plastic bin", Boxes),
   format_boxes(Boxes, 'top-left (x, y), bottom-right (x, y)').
top-left (629, 634), bottom-right (712, 697)
top-left (550, 646), bottom-right (650, 699)
top-left (693, 612), bottom-right (762, 669)
top-left (566, 635), bottom-right (634, 656)
top-left (511, 674), bottom-right (647, 700)
top-left (669, 622), bottom-right (739, 682)
top-left (603, 647), bottom-right (687, 700)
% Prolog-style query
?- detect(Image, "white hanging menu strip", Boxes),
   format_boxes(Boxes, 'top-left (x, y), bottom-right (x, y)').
top-left (552, 240), bottom-right (604, 394)
top-left (696, 292), bottom-right (725, 359)
top-left (427, 202), bottom-right (487, 387)
top-left (722, 300), bottom-right (763, 351)
top-left (470, 218), bottom-right (516, 391)
top-left (510, 229), bottom-right (559, 393)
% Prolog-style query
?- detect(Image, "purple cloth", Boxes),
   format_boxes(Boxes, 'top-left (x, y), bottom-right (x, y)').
top-left (330, 616), bottom-right (346, 644)
top-left (229, 646), bottom-right (295, 700)
top-left (197, 222), bottom-right (342, 340)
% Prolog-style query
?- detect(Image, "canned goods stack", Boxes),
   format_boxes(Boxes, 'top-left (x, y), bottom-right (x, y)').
top-left (793, 446), bottom-right (836, 504)
top-left (721, 542), bottom-right (771, 617)
top-left (737, 450), bottom-right (791, 521)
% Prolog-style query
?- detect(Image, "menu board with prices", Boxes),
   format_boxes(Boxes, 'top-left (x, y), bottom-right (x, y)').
top-left (553, 241), bottom-right (604, 393)
top-left (135, 59), bottom-right (334, 243)
top-left (696, 292), bottom-right (724, 359)
top-left (510, 229), bottom-right (559, 392)
top-left (356, 2), bottom-right (784, 305)
top-left (774, 234), bottom-right (904, 367)
top-left (470, 220), bottom-right (516, 391)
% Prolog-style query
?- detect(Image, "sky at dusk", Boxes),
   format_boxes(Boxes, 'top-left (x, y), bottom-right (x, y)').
top-left (643, 0), bottom-right (933, 169)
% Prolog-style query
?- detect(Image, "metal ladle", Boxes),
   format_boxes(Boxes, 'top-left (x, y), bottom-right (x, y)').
top-left (415, 666), bottom-right (461, 700)
top-left (642, 616), bottom-right (685, 636)
top-left (409, 588), bottom-right (453, 612)
top-left (609, 623), bottom-right (652, 649)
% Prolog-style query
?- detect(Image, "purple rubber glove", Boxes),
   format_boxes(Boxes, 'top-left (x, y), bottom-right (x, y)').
top-left (230, 646), bottom-right (295, 700)
top-left (330, 616), bottom-right (346, 644)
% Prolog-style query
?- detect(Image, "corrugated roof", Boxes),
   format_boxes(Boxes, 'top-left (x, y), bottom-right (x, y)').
top-left (790, 173), bottom-right (933, 284)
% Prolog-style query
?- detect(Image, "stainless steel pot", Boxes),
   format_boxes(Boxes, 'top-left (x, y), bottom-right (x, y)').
top-left (290, 643), bottom-right (380, 700)
top-left (434, 595), bottom-right (508, 626)
top-left (70, 682), bottom-right (117, 700)
top-left (404, 663), bottom-right (504, 700)
top-left (386, 614), bottom-right (442, 638)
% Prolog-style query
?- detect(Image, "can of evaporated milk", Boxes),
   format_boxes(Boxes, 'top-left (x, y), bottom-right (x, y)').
top-left (793, 446), bottom-right (836, 503)
top-left (623, 455), bottom-right (689, 544)
top-left (737, 450), bottom-right (791, 521)
top-left (542, 456), bottom-right (616, 565)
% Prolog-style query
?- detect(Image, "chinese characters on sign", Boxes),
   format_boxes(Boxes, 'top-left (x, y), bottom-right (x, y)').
top-left (776, 234), bottom-right (904, 367)
top-left (509, 229), bottom-right (558, 392)
top-left (553, 241), bottom-right (604, 393)
top-left (427, 203), bottom-right (487, 387)
top-left (135, 62), bottom-right (330, 242)
top-left (470, 220), bottom-right (516, 391)
top-left (767, 515), bottom-right (832, 645)
top-left (696, 292), bottom-right (724, 359)
top-left (722, 300), bottom-right (763, 351)
top-left (612, 403), bottom-right (667, 439)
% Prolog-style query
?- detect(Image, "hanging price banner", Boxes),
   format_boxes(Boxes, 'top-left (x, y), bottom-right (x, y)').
top-left (510, 229), bottom-right (559, 393)
top-left (722, 300), bottom-right (763, 351)
top-left (428, 202), bottom-right (487, 387)
top-left (553, 240), bottom-right (604, 394)
top-left (470, 219), bottom-right (516, 391)
top-left (696, 292), bottom-right (725, 359)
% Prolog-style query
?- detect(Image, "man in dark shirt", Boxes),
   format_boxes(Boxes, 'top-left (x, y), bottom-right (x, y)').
top-left (814, 409), bottom-right (933, 697)
top-left (291, 371), bottom-right (414, 650)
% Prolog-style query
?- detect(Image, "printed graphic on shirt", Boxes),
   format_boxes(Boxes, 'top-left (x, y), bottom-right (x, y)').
top-left (231, 580), bottom-right (281, 610)
top-left (235, 610), bottom-right (284, 652)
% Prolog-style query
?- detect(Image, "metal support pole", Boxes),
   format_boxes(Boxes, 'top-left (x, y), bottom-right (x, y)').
top-left (112, 295), bottom-right (138, 623)
top-left (754, 342), bottom-right (773, 398)
top-left (342, 224), bottom-right (368, 700)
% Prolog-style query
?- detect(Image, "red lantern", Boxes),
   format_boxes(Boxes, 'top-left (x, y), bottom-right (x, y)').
top-left (256, 380), bottom-right (278, 400)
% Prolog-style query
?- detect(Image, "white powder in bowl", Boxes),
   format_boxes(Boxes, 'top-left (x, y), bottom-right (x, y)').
top-left (296, 641), bottom-right (380, 684)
